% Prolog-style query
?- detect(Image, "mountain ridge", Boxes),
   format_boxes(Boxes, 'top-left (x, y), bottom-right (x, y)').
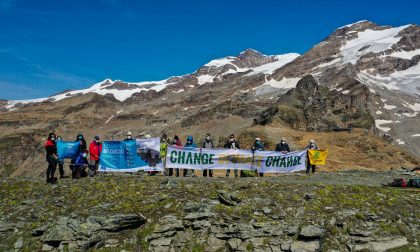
top-left (1, 20), bottom-right (420, 177)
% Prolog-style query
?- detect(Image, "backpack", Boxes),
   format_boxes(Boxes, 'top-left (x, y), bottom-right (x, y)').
top-left (390, 178), bottom-right (407, 187)
top-left (408, 178), bottom-right (420, 188)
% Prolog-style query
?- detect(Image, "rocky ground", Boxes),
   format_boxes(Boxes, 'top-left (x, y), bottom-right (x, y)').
top-left (0, 169), bottom-right (419, 252)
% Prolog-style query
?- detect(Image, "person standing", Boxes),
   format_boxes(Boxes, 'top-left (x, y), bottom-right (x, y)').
top-left (160, 133), bottom-right (170, 175)
top-left (171, 135), bottom-right (182, 176)
top-left (76, 133), bottom-right (87, 152)
top-left (275, 138), bottom-right (290, 153)
top-left (251, 137), bottom-right (265, 177)
top-left (183, 135), bottom-right (197, 177)
top-left (89, 135), bottom-right (102, 176)
top-left (45, 133), bottom-right (58, 184)
top-left (224, 134), bottom-right (240, 178)
top-left (125, 131), bottom-right (133, 141)
top-left (202, 133), bottom-right (214, 177)
top-left (306, 140), bottom-right (319, 174)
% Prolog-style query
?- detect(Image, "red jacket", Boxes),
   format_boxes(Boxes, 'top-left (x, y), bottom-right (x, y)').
top-left (89, 141), bottom-right (102, 161)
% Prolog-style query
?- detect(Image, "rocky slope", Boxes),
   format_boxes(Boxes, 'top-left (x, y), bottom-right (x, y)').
top-left (1, 21), bottom-right (420, 177)
top-left (0, 170), bottom-right (419, 251)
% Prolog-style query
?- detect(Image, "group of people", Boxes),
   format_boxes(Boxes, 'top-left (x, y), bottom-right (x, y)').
top-left (45, 131), bottom-right (319, 184)
top-left (44, 133), bottom-right (102, 184)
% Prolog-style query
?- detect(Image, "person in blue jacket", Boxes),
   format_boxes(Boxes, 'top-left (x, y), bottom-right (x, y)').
top-left (72, 150), bottom-right (91, 179)
top-left (183, 135), bottom-right (197, 177)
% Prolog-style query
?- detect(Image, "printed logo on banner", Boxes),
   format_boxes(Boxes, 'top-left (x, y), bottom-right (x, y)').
top-left (57, 141), bottom-right (81, 161)
top-left (99, 139), bottom-right (163, 172)
top-left (308, 149), bottom-right (328, 165)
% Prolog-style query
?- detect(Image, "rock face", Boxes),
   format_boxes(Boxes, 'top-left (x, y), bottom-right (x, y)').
top-left (36, 214), bottom-right (146, 249)
top-left (255, 75), bottom-right (374, 131)
top-left (0, 172), bottom-right (419, 251)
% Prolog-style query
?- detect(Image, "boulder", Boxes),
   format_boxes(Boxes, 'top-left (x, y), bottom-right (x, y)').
top-left (351, 236), bottom-right (408, 252)
top-left (299, 225), bottom-right (324, 239)
top-left (217, 190), bottom-right (240, 206)
top-left (101, 214), bottom-right (146, 232)
top-left (290, 240), bottom-right (321, 252)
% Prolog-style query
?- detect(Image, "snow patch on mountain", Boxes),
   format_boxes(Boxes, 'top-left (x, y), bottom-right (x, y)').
top-left (388, 48), bottom-right (420, 59)
top-left (357, 63), bottom-right (420, 96)
top-left (197, 74), bottom-right (214, 85)
top-left (262, 77), bottom-right (301, 90)
top-left (340, 25), bottom-right (410, 64)
top-left (375, 119), bottom-right (393, 132)
top-left (246, 53), bottom-right (300, 75)
top-left (338, 20), bottom-right (369, 29)
top-left (204, 57), bottom-right (236, 68)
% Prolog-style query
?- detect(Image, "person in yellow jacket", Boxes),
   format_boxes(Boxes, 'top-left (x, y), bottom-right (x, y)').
top-left (160, 133), bottom-right (169, 175)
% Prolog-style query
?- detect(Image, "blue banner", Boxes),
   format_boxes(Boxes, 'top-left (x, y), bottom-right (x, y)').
top-left (57, 141), bottom-right (80, 161)
top-left (99, 140), bottom-right (163, 172)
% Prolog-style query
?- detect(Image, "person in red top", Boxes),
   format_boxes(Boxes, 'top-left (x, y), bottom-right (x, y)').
top-left (89, 135), bottom-right (102, 175)
top-left (45, 133), bottom-right (58, 184)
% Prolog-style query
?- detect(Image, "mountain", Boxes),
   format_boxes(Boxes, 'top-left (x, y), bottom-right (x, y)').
top-left (1, 21), bottom-right (420, 177)
top-left (3, 49), bottom-right (300, 109)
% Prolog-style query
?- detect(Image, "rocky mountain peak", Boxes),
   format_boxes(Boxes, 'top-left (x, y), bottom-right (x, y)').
top-left (238, 48), bottom-right (265, 59)
top-left (234, 48), bottom-right (277, 68)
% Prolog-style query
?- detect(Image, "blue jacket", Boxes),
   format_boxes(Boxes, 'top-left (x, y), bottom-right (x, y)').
top-left (75, 153), bottom-right (89, 167)
top-left (251, 141), bottom-right (264, 151)
top-left (184, 135), bottom-right (197, 148)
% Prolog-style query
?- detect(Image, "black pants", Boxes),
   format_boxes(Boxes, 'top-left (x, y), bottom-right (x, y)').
top-left (203, 169), bottom-right (213, 177)
top-left (46, 156), bottom-right (57, 180)
top-left (306, 164), bottom-right (316, 173)
top-left (168, 168), bottom-right (180, 177)
top-left (58, 161), bottom-right (64, 178)
top-left (226, 169), bottom-right (238, 177)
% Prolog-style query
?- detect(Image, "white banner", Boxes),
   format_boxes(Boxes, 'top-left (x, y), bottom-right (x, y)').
top-left (166, 146), bottom-right (307, 173)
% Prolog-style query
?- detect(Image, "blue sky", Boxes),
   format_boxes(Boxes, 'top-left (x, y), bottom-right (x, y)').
top-left (1, 0), bottom-right (420, 100)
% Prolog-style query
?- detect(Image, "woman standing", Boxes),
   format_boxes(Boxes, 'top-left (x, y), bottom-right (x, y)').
top-left (45, 133), bottom-right (58, 184)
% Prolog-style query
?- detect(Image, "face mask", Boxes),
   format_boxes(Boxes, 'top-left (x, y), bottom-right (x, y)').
top-left (95, 139), bottom-right (99, 143)
top-left (281, 141), bottom-right (285, 144)
top-left (127, 136), bottom-right (132, 140)
top-left (229, 138), bottom-right (234, 142)
top-left (206, 136), bottom-right (210, 141)
top-left (256, 141), bottom-right (261, 145)
top-left (78, 137), bottom-right (82, 140)
top-left (310, 143), bottom-right (315, 146)
top-left (187, 141), bottom-right (191, 144)
top-left (51, 137), bottom-right (56, 141)
top-left (57, 137), bottom-right (62, 141)
top-left (82, 153), bottom-right (87, 158)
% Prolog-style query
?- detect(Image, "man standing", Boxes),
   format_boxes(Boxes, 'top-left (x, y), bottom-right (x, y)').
top-left (89, 135), bottom-right (102, 176)
top-left (275, 138), bottom-right (290, 153)
top-left (306, 139), bottom-right (319, 174)
top-left (184, 135), bottom-right (197, 177)
top-left (202, 133), bottom-right (214, 177)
